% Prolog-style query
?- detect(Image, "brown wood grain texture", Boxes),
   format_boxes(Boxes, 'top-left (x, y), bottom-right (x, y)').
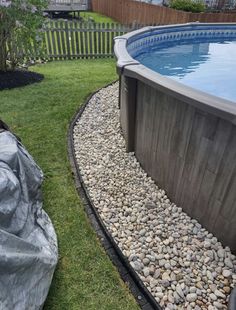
top-left (91, 0), bottom-right (236, 25)
top-left (133, 81), bottom-right (236, 252)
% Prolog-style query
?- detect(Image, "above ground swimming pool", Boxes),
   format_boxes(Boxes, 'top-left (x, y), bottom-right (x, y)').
top-left (114, 23), bottom-right (236, 254)
top-left (126, 23), bottom-right (236, 103)
top-left (135, 38), bottom-right (236, 102)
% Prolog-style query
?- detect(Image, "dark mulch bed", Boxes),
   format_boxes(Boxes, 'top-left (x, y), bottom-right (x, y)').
top-left (0, 70), bottom-right (44, 90)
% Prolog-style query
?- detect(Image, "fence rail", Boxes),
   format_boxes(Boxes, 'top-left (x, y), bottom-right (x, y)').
top-left (7, 21), bottom-right (138, 62)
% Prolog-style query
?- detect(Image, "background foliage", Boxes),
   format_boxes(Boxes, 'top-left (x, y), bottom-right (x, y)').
top-left (0, 0), bottom-right (47, 70)
top-left (170, 0), bottom-right (205, 12)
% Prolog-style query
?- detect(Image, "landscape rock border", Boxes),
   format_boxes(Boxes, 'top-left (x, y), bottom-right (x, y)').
top-left (69, 82), bottom-right (236, 310)
top-left (67, 82), bottom-right (161, 310)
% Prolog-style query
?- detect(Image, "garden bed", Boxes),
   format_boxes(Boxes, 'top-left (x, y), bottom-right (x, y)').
top-left (0, 70), bottom-right (44, 90)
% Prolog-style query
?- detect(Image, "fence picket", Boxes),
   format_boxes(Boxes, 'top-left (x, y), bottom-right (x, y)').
top-left (70, 21), bottom-right (74, 58)
top-left (45, 23), bottom-right (53, 60)
top-left (65, 21), bottom-right (71, 59)
top-left (94, 23), bottom-right (98, 55)
top-left (60, 21), bottom-right (66, 59)
top-left (110, 23), bottom-right (114, 55)
top-left (85, 23), bottom-right (90, 58)
top-left (74, 21), bottom-right (80, 56)
top-left (102, 23), bottom-right (105, 56)
top-left (51, 21), bottom-right (57, 60)
top-left (88, 23), bottom-right (93, 56)
top-left (55, 21), bottom-right (61, 58)
top-left (6, 20), bottom-right (140, 62)
top-left (98, 23), bottom-right (101, 55)
top-left (80, 22), bottom-right (84, 57)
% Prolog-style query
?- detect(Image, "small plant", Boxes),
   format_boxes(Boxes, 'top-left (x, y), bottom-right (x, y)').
top-left (170, 0), bottom-right (205, 12)
top-left (0, 0), bottom-right (47, 71)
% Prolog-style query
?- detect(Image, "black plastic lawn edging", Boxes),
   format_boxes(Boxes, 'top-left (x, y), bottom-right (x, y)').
top-left (67, 82), bottom-right (162, 310)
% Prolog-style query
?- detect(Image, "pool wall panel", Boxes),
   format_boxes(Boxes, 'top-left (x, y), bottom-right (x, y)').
top-left (133, 80), bottom-right (236, 252)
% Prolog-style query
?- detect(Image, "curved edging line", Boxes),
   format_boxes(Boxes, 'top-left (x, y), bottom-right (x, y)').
top-left (67, 82), bottom-right (162, 310)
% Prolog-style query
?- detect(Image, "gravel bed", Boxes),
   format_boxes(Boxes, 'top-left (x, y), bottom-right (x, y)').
top-left (73, 82), bottom-right (236, 310)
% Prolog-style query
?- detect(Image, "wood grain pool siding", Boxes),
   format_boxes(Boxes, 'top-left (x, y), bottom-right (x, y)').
top-left (133, 80), bottom-right (236, 252)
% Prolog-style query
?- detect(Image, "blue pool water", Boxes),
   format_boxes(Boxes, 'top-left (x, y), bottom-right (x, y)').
top-left (135, 39), bottom-right (236, 102)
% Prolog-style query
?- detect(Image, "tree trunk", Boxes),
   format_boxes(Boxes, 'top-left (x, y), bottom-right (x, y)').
top-left (0, 39), bottom-right (7, 72)
top-left (0, 13), bottom-right (7, 72)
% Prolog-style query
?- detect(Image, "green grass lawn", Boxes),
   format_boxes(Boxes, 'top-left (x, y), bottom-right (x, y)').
top-left (1, 59), bottom-right (139, 310)
top-left (77, 12), bottom-right (118, 23)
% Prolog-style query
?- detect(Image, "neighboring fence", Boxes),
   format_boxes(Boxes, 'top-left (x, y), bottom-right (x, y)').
top-left (13, 21), bottom-right (137, 61)
top-left (136, 0), bottom-right (236, 11)
top-left (91, 0), bottom-right (236, 25)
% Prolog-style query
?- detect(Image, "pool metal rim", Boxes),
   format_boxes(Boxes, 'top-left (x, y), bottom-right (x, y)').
top-left (114, 22), bottom-right (236, 125)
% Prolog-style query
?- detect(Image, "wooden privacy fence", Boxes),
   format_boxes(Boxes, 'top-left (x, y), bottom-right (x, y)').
top-left (14, 21), bottom-right (136, 61)
top-left (91, 0), bottom-right (236, 25)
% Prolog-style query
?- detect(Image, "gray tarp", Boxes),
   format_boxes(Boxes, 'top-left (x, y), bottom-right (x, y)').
top-left (0, 129), bottom-right (58, 310)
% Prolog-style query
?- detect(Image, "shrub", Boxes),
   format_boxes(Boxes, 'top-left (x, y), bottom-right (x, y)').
top-left (170, 0), bottom-right (205, 12)
top-left (0, 0), bottom-right (47, 71)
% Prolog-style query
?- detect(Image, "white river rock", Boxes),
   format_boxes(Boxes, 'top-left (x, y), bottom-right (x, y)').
top-left (73, 82), bottom-right (236, 309)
